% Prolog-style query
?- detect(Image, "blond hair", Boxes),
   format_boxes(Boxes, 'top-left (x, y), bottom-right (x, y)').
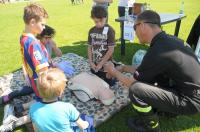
top-left (38, 68), bottom-right (67, 100)
top-left (23, 3), bottom-right (48, 24)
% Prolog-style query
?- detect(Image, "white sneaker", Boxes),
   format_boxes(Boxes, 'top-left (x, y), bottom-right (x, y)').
top-left (3, 115), bottom-right (18, 125)
top-left (0, 122), bottom-right (14, 132)
top-left (0, 115), bottom-right (18, 132)
top-left (3, 104), bottom-right (15, 123)
top-left (15, 115), bottom-right (31, 127)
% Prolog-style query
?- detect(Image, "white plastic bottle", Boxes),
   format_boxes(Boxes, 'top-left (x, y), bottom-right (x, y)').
top-left (179, 0), bottom-right (184, 14)
top-left (125, 4), bottom-right (129, 19)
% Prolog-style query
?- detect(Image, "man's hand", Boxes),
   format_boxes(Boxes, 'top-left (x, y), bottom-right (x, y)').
top-left (115, 65), bottom-right (124, 72)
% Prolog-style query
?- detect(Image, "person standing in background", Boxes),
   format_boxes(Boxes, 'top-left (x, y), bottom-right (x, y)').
top-left (93, 0), bottom-right (113, 10)
top-left (118, 0), bottom-right (135, 40)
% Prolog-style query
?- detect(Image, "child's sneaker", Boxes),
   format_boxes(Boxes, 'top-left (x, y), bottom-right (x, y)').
top-left (15, 115), bottom-right (31, 127)
top-left (3, 115), bottom-right (18, 125)
top-left (0, 122), bottom-right (15, 132)
top-left (3, 104), bottom-right (15, 123)
top-left (1, 114), bottom-right (18, 132)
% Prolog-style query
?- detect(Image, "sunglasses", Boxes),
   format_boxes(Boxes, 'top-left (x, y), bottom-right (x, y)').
top-left (133, 21), bottom-right (160, 31)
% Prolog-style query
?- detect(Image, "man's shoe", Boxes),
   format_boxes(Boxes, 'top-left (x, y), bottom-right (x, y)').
top-left (127, 115), bottom-right (160, 132)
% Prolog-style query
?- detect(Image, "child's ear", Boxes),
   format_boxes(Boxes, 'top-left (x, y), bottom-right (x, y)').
top-left (59, 91), bottom-right (64, 98)
top-left (30, 18), bottom-right (36, 26)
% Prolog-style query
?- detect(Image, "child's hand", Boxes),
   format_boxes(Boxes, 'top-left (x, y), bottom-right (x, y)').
top-left (103, 62), bottom-right (116, 76)
top-left (85, 121), bottom-right (89, 129)
top-left (96, 63), bottom-right (103, 72)
top-left (90, 63), bottom-right (96, 71)
top-left (106, 73), bottom-right (112, 79)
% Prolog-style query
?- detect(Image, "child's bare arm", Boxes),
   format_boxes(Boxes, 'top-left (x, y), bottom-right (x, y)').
top-left (98, 26), bottom-right (115, 70)
top-left (88, 46), bottom-right (93, 65)
top-left (15, 115), bottom-right (31, 127)
top-left (49, 39), bottom-right (62, 57)
top-left (76, 117), bottom-right (89, 130)
top-left (88, 46), bottom-right (96, 70)
top-left (33, 123), bottom-right (39, 132)
top-left (96, 46), bottom-right (114, 71)
top-left (121, 65), bottom-right (136, 74)
top-left (22, 65), bottom-right (27, 76)
top-left (22, 65), bottom-right (31, 86)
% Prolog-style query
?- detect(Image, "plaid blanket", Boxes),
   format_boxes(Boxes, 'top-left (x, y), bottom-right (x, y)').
top-left (0, 53), bottom-right (131, 127)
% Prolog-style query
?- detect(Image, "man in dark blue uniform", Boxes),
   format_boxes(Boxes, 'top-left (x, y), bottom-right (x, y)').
top-left (104, 10), bottom-right (200, 132)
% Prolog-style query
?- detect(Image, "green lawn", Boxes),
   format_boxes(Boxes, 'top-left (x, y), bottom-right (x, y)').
top-left (0, 0), bottom-right (200, 131)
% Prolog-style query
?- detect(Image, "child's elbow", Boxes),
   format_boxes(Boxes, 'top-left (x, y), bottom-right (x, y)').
top-left (109, 48), bottom-right (114, 54)
top-left (57, 52), bottom-right (62, 57)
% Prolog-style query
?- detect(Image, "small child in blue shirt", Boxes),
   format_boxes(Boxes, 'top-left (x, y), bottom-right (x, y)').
top-left (29, 68), bottom-right (89, 132)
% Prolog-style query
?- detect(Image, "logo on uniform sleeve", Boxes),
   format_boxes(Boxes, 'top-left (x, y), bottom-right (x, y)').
top-left (33, 50), bottom-right (42, 61)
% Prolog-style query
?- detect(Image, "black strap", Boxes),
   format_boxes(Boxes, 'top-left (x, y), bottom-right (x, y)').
top-left (70, 89), bottom-right (93, 100)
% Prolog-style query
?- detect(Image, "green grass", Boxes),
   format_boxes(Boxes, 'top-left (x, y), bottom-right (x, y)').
top-left (0, 0), bottom-right (200, 131)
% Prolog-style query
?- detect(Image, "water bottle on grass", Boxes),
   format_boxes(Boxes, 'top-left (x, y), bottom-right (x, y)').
top-left (179, 0), bottom-right (184, 15)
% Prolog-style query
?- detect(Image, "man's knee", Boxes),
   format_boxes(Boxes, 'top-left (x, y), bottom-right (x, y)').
top-left (129, 82), bottom-right (147, 104)
top-left (129, 82), bottom-right (145, 97)
top-left (129, 82), bottom-right (153, 113)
